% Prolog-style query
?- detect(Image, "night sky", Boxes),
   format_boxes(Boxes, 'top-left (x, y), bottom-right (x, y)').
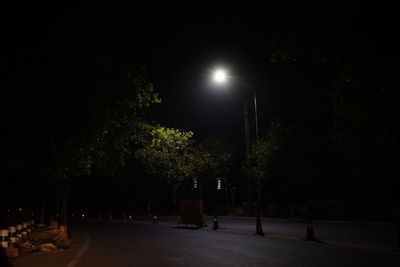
top-left (2, 3), bottom-right (395, 138)
top-left (130, 4), bottom-right (325, 137)
top-left (1, 3), bottom-right (398, 207)
top-left (125, 3), bottom-right (396, 139)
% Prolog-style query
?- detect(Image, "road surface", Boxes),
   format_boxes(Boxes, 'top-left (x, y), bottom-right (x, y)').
top-left (12, 218), bottom-right (400, 267)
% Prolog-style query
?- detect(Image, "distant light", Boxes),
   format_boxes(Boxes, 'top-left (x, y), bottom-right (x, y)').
top-left (213, 70), bottom-right (227, 83)
top-left (217, 178), bottom-right (221, 190)
top-left (19, 208), bottom-right (22, 212)
top-left (193, 178), bottom-right (198, 189)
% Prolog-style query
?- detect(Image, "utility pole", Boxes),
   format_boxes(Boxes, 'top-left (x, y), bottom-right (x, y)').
top-left (244, 100), bottom-right (252, 203)
top-left (254, 89), bottom-right (259, 142)
top-left (224, 157), bottom-right (229, 212)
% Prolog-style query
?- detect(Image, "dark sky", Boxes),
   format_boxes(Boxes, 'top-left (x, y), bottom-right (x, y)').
top-left (128, 2), bottom-right (396, 141)
top-left (2, 3), bottom-right (396, 141)
top-left (1, 3), bottom-right (398, 203)
top-left (128, 3), bottom-right (328, 138)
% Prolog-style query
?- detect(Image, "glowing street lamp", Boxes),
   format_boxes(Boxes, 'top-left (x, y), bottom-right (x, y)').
top-left (211, 68), bottom-right (259, 203)
top-left (213, 69), bottom-right (227, 83)
top-left (211, 68), bottom-right (259, 142)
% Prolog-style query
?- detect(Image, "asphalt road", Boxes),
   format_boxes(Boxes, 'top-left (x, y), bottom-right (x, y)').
top-left (11, 219), bottom-right (400, 267)
top-left (152, 216), bottom-right (398, 249)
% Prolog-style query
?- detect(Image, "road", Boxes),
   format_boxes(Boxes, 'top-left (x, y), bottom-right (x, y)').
top-left (11, 217), bottom-right (400, 267)
top-left (152, 216), bottom-right (398, 249)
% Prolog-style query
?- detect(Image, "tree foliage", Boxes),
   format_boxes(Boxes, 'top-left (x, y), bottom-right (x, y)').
top-left (269, 11), bottom-right (398, 199)
top-left (78, 66), bottom-right (161, 176)
top-left (13, 65), bottom-right (162, 225)
top-left (245, 121), bottom-right (287, 188)
top-left (188, 145), bottom-right (219, 193)
top-left (135, 125), bottom-right (194, 187)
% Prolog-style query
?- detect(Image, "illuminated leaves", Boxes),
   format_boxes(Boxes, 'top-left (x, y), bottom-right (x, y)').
top-left (136, 124), bottom-right (194, 186)
top-left (245, 121), bottom-right (286, 187)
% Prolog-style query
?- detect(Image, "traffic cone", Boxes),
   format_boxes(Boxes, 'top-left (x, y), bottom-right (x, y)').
top-left (213, 216), bottom-right (219, 230)
top-left (306, 220), bottom-right (318, 241)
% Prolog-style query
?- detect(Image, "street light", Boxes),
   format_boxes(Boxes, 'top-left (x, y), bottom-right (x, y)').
top-left (211, 69), bottom-right (259, 141)
top-left (213, 69), bottom-right (227, 84)
top-left (211, 68), bottom-right (259, 203)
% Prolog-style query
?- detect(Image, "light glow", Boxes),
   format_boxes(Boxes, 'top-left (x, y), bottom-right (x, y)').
top-left (213, 70), bottom-right (227, 83)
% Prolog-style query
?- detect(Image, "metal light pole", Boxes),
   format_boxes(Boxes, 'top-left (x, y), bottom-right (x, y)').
top-left (253, 89), bottom-right (259, 142)
top-left (211, 69), bottom-right (260, 204)
top-left (243, 100), bottom-right (252, 203)
top-left (224, 157), bottom-right (229, 211)
top-left (244, 88), bottom-right (259, 203)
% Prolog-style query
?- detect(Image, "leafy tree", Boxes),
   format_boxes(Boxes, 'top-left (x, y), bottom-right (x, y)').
top-left (188, 145), bottom-right (219, 207)
top-left (245, 121), bottom-right (286, 235)
top-left (270, 9), bottom-right (398, 205)
top-left (135, 125), bottom-right (194, 213)
top-left (197, 136), bottom-right (234, 211)
top-left (31, 65), bottom-right (161, 230)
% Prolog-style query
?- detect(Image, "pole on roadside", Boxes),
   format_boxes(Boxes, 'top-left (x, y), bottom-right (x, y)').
top-left (305, 200), bottom-right (318, 242)
top-left (244, 100), bottom-right (252, 203)
top-left (224, 157), bottom-right (229, 213)
top-left (253, 89), bottom-right (259, 142)
top-left (396, 204), bottom-right (400, 252)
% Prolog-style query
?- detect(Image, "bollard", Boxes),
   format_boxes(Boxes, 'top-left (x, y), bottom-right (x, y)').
top-left (153, 216), bottom-right (159, 224)
top-left (306, 220), bottom-right (318, 241)
top-left (8, 226), bottom-right (16, 244)
top-left (0, 229), bottom-right (8, 248)
top-left (16, 224), bottom-right (22, 239)
top-left (213, 216), bottom-right (219, 230)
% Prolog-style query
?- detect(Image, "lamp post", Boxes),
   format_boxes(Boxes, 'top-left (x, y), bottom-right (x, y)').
top-left (211, 69), bottom-right (259, 203)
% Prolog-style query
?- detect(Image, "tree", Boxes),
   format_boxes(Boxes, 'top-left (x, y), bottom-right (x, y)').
top-left (270, 8), bottom-right (398, 207)
top-left (188, 145), bottom-right (219, 210)
top-left (30, 65), bottom-right (161, 232)
top-left (245, 121), bottom-right (286, 236)
top-left (197, 136), bottom-right (234, 212)
top-left (135, 125), bottom-right (194, 214)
